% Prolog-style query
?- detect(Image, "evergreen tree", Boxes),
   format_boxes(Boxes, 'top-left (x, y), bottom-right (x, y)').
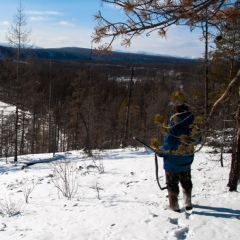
top-left (5, 1), bottom-right (32, 162)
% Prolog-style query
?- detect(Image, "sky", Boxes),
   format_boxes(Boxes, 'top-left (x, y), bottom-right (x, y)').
top-left (0, 0), bottom-right (206, 58)
top-left (0, 144), bottom-right (240, 239)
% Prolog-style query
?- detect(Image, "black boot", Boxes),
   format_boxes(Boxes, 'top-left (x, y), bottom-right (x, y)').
top-left (183, 188), bottom-right (192, 210)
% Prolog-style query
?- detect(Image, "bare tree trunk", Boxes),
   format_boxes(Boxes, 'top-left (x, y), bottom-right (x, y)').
top-left (122, 67), bottom-right (134, 147)
top-left (79, 112), bottom-right (92, 153)
top-left (0, 110), bottom-right (3, 157)
top-left (14, 103), bottom-right (19, 162)
top-left (20, 112), bottom-right (26, 155)
top-left (203, 9), bottom-right (209, 118)
top-left (227, 93), bottom-right (240, 191)
top-left (31, 111), bottom-right (36, 153)
top-left (48, 59), bottom-right (52, 153)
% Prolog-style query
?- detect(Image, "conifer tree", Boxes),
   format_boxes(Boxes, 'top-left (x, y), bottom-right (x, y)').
top-left (6, 1), bottom-right (32, 162)
top-left (6, 1), bottom-right (32, 70)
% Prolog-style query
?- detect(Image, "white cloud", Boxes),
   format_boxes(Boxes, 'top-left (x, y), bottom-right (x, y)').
top-left (26, 11), bottom-right (63, 16)
top-left (58, 21), bottom-right (75, 27)
top-left (0, 21), bottom-right (10, 26)
top-left (31, 26), bottom-right (91, 49)
top-left (30, 16), bottom-right (50, 21)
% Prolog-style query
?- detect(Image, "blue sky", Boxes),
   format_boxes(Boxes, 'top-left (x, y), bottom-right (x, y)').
top-left (0, 0), bottom-right (205, 58)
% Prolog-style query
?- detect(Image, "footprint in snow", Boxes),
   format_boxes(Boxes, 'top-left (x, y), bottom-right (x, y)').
top-left (173, 226), bottom-right (189, 239)
top-left (168, 217), bottom-right (178, 225)
top-left (0, 223), bottom-right (7, 231)
top-left (144, 213), bottom-right (158, 223)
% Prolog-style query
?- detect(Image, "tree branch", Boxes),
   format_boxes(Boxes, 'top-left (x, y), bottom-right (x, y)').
top-left (207, 68), bottom-right (240, 124)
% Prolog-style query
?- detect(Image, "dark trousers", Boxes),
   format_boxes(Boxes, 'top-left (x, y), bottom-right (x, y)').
top-left (165, 168), bottom-right (193, 194)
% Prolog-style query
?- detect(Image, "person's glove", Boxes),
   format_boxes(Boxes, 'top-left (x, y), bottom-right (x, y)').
top-left (153, 148), bottom-right (162, 157)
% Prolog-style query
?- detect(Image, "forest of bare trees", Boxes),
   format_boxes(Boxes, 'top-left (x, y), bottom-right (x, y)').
top-left (0, 55), bottom-right (204, 156)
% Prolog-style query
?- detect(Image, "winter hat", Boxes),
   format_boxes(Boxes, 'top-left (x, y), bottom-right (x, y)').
top-left (176, 102), bottom-right (189, 113)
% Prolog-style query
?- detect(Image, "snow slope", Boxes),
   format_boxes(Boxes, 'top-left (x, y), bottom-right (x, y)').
top-left (0, 147), bottom-right (239, 240)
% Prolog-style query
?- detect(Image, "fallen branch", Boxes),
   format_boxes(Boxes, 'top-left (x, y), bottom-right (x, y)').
top-left (21, 154), bottom-right (65, 169)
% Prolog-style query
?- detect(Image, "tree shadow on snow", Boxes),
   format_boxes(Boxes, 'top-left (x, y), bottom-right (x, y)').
top-left (193, 205), bottom-right (240, 219)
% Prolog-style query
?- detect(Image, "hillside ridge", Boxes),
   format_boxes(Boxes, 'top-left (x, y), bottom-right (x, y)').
top-left (0, 45), bottom-right (196, 64)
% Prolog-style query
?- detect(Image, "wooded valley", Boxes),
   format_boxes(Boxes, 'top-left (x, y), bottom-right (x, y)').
top-left (0, 46), bottom-right (237, 160)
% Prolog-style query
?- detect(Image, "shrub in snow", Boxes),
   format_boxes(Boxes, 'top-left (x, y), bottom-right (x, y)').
top-left (0, 198), bottom-right (23, 217)
top-left (50, 159), bottom-right (79, 200)
top-left (18, 176), bottom-right (39, 204)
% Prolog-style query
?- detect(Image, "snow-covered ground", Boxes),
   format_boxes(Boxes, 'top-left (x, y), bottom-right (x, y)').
top-left (0, 146), bottom-right (239, 240)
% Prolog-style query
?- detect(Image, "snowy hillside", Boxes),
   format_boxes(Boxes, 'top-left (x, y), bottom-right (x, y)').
top-left (0, 146), bottom-right (239, 240)
top-left (0, 101), bottom-right (16, 114)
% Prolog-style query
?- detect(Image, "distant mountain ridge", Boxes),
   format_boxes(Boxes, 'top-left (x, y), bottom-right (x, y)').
top-left (0, 45), bottom-right (196, 64)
